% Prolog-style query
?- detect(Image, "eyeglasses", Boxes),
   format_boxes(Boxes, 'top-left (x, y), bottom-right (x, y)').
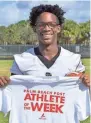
top-left (35, 22), bottom-right (59, 30)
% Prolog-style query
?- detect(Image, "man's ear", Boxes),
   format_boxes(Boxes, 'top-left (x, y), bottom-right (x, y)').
top-left (57, 25), bottom-right (61, 33)
top-left (57, 24), bottom-right (63, 33)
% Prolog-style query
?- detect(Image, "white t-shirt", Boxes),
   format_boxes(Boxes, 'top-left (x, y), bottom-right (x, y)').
top-left (0, 75), bottom-right (90, 123)
top-left (10, 47), bottom-right (85, 76)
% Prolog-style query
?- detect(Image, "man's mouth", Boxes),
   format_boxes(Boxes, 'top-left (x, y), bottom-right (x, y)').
top-left (42, 33), bottom-right (52, 35)
top-left (42, 34), bottom-right (52, 39)
top-left (41, 33), bottom-right (52, 37)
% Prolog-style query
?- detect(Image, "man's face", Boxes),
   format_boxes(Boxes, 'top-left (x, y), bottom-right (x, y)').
top-left (35, 12), bottom-right (61, 45)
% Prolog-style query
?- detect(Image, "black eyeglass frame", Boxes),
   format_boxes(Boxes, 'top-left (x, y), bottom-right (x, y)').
top-left (35, 22), bottom-right (60, 29)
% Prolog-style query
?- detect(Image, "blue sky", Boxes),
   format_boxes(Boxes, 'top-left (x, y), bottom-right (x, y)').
top-left (0, 0), bottom-right (90, 26)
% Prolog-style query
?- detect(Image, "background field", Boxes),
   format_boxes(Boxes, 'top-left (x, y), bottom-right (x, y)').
top-left (0, 58), bottom-right (90, 123)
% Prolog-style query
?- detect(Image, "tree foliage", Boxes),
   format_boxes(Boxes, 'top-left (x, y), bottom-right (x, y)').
top-left (0, 19), bottom-right (90, 45)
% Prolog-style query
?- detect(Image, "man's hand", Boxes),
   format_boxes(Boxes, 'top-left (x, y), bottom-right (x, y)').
top-left (80, 73), bottom-right (90, 87)
top-left (66, 72), bottom-right (90, 87)
top-left (0, 76), bottom-right (10, 87)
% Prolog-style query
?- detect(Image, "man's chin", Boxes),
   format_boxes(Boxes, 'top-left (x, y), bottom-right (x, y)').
top-left (40, 39), bottom-right (52, 45)
top-left (42, 40), bottom-right (52, 45)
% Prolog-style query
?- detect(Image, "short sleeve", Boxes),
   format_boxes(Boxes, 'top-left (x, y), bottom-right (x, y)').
top-left (75, 57), bottom-right (85, 72)
top-left (10, 61), bottom-right (23, 75)
top-left (75, 83), bottom-right (91, 121)
top-left (1, 86), bottom-right (12, 114)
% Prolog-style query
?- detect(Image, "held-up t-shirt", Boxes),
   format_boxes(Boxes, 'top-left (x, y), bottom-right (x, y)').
top-left (0, 75), bottom-right (90, 123)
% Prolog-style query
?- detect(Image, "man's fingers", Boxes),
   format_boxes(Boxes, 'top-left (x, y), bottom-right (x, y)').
top-left (79, 73), bottom-right (84, 79)
top-left (0, 76), bottom-right (10, 87)
top-left (1, 77), bottom-right (9, 84)
top-left (4, 76), bottom-right (10, 83)
top-left (82, 81), bottom-right (90, 87)
top-left (66, 72), bottom-right (90, 88)
top-left (0, 79), bottom-right (5, 86)
top-left (66, 72), bottom-right (83, 77)
top-left (80, 74), bottom-right (90, 87)
top-left (4, 76), bottom-right (10, 82)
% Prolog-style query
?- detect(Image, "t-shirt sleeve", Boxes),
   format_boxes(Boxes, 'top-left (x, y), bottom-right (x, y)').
top-left (10, 61), bottom-right (23, 75)
top-left (75, 59), bottom-right (85, 72)
top-left (1, 87), bottom-right (12, 114)
top-left (75, 83), bottom-right (91, 121)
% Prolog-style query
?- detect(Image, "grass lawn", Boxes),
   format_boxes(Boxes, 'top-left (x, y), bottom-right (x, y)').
top-left (0, 58), bottom-right (90, 123)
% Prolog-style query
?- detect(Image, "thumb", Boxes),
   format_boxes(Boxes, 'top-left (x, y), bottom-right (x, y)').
top-left (79, 73), bottom-right (84, 80)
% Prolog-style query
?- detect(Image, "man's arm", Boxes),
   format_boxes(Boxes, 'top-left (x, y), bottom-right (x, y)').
top-left (66, 57), bottom-right (90, 87)
top-left (66, 72), bottom-right (90, 87)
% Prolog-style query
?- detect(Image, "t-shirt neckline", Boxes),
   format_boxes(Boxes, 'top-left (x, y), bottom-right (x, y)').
top-left (34, 47), bottom-right (61, 69)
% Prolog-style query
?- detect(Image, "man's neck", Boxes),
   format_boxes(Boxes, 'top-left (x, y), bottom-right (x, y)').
top-left (38, 44), bottom-right (59, 60)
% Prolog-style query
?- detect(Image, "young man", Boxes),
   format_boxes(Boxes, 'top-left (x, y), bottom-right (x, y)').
top-left (0, 4), bottom-right (90, 87)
